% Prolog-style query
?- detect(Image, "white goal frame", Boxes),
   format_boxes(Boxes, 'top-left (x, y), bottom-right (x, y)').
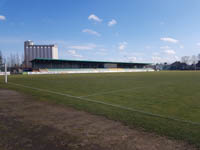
top-left (0, 60), bottom-right (8, 83)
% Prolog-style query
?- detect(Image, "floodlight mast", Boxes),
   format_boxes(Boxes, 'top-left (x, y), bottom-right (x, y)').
top-left (5, 60), bottom-right (7, 84)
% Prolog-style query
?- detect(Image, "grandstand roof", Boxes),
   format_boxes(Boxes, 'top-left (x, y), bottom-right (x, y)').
top-left (31, 58), bottom-right (151, 65)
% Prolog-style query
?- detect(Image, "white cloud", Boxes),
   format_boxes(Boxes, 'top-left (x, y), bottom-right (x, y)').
top-left (152, 52), bottom-right (160, 56)
top-left (99, 48), bottom-right (106, 51)
top-left (69, 43), bottom-right (96, 50)
top-left (145, 45), bottom-right (151, 49)
top-left (82, 29), bottom-right (101, 36)
top-left (127, 56), bottom-right (137, 62)
top-left (152, 56), bottom-right (162, 63)
top-left (118, 42), bottom-right (127, 51)
top-left (160, 45), bottom-right (176, 55)
top-left (0, 15), bottom-right (6, 21)
top-left (197, 43), bottom-right (200, 46)
top-left (95, 51), bottom-right (107, 55)
top-left (108, 19), bottom-right (117, 27)
top-left (152, 49), bottom-right (179, 63)
top-left (67, 50), bottom-right (83, 58)
top-left (164, 49), bottom-right (176, 55)
top-left (160, 46), bottom-right (170, 49)
top-left (179, 45), bottom-right (184, 49)
top-left (67, 50), bottom-right (76, 55)
top-left (152, 55), bottom-right (179, 63)
top-left (88, 14), bottom-right (102, 22)
top-left (160, 37), bottom-right (179, 43)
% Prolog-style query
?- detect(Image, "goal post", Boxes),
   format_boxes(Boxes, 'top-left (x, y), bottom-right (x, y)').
top-left (5, 62), bottom-right (7, 83)
top-left (0, 60), bottom-right (8, 84)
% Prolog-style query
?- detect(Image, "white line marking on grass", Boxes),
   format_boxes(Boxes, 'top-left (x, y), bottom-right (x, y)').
top-left (8, 82), bottom-right (200, 126)
top-left (79, 87), bottom-right (144, 98)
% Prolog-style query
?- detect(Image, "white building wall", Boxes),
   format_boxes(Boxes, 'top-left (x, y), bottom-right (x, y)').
top-left (32, 47), bottom-right (34, 61)
top-left (47, 47), bottom-right (49, 58)
top-left (39, 47), bottom-right (43, 58)
top-left (42, 47), bottom-right (44, 58)
top-left (46, 47), bottom-right (50, 58)
top-left (45, 47), bottom-right (47, 58)
top-left (52, 46), bottom-right (58, 59)
top-left (35, 47), bottom-right (38, 58)
top-left (49, 47), bottom-right (52, 58)
top-left (45, 47), bottom-right (48, 58)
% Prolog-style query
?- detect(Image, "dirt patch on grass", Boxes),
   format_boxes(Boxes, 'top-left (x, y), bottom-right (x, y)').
top-left (0, 89), bottom-right (197, 150)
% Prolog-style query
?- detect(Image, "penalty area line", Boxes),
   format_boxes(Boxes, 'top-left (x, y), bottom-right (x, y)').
top-left (8, 82), bottom-right (200, 126)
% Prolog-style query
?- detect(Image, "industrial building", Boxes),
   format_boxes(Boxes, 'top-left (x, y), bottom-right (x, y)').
top-left (31, 58), bottom-right (150, 70)
top-left (24, 40), bottom-right (58, 68)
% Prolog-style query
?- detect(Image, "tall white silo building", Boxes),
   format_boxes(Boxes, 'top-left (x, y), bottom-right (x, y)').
top-left (24, 40), bottom-right (58, 68)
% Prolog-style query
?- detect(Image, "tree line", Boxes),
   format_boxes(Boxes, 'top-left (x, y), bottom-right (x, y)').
top-left (155, 54), bottom-right (200, 70)
top-left (0, 50), bottom-right (23, 72)
top-left (1, 50), bottom-right (200, 72)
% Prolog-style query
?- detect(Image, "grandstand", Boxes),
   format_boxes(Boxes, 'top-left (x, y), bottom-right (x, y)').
top-left (29, 58), bottom-right (154, 74)
top-left (31, 58), bottom-right (150, 69)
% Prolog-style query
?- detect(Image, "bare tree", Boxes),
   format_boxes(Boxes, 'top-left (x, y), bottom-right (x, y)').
top-left (15, 53), bottom-right (20, 67)
top-left (21, 53), bottom-right (24, 66)
top-left (0, 50), bottom-right (3, 65)
top-left (191, 55), bottom-right (198, 70)
top-left (197, 54), bottom-right (200, 61)
top-left (191, 55), bottom-right (198, 64)
top-left (10, 54), bottom-right (15, 67)
top-left (181, 56), bottom-right (190, 64)
top-left (6, 52), bottom-right (23, 69)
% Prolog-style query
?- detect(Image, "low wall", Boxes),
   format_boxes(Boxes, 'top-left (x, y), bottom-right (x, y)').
top-left (26, 68), bottom-right (154, 75)
top-left (0, 72), bottom-right (11, 76)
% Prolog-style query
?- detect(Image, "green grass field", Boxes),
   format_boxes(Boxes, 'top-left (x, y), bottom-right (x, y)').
top-left (1, 71), bottom-right (200, 147)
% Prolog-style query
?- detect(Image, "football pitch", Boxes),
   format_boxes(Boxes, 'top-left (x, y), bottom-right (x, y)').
top-left (1, 71), bottom-right (200, 146)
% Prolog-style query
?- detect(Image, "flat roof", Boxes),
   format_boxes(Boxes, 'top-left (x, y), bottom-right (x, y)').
top-left (27, 45), bottom-right (57, 47)
top-left (31, 58), bottom-right (151, 65)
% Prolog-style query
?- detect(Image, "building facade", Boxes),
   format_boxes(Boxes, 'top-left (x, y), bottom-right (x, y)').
top-left (31, 58), bottom-right (150, 70)
top-left (24, 40), bottom-right (58, 68)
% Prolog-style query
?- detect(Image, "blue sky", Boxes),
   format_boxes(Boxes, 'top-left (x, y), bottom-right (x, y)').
top-left (1, 0), bottom-right (200, 63)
